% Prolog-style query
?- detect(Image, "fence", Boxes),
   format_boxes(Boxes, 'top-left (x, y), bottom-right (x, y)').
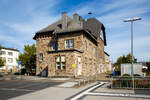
top-left (111, 76), bottom-right (150, 89)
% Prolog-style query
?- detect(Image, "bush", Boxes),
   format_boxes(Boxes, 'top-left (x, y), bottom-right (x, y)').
top-left (133, 74), bottom-right (141, 77)
top-left (122, 74), bottom-right (130, 77)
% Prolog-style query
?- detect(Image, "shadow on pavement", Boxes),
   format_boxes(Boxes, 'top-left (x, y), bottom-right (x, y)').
top-left (0, 80), bottom-right (62, 100)
top-left (134, 89), bottom-right (150, 95)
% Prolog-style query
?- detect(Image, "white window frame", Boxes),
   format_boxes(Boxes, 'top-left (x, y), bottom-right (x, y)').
top-left (8, 58), bottom-right (13, 63)
top-left (0, 51), bottom-right (6, 55)
top-left (65, 39), bottom-right (74, 49)
top-left (56, 55), bottom-right (66, 70)
top-left (8, 52), bottom-right (13, 56)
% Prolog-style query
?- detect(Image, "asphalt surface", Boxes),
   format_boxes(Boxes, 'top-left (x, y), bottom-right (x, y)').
top-left (0, 80), bottom-right (62, 100)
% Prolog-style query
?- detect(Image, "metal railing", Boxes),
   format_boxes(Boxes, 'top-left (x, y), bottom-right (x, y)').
top-left (111, 76), bottom-right (150, 89)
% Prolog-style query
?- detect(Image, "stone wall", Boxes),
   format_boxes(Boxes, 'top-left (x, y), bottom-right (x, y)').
top-left (81, 34), bottom-right (104, 76)
top-left (36, 31), bottom-right (105, 77)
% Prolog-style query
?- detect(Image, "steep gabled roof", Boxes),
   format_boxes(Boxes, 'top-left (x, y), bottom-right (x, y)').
top-left (33, 13), bottom-right (107, 46)
top-left (36, 15), bottom-right (82, 34)
top-left (83, 18), bottom-right (107, 45)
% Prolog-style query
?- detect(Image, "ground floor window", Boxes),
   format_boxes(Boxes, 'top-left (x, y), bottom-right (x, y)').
top-left (56, 55), bottom-right (66, 70)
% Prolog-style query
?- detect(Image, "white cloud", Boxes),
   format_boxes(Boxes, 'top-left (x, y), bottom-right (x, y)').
top-left (0, 0), bottom-right (61, 52)
top-left (0, 0), bottom-right (150, 61)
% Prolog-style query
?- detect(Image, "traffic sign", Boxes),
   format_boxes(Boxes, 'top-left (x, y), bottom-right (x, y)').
top-left (72, 64), bottom-right (76, 68)
top-left (18, 61), bottom-right (21, 65)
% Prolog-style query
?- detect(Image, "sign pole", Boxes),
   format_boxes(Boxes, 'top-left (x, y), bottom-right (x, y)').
top-left (18, 61), bottom-right (22, 80)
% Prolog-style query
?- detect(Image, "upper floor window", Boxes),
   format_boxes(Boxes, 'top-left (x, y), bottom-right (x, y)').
top-left (0, 51), bottom-right (6, 55)
top-left (52, 42), bottom-right (58, 51)
top-left (8, 52), bottom-right (13, 56)
top-left (66, 40), bottom-right (69, 48)
top-left (8, 58), bottom-right (13, 63)
top-left (65, 39), bottom-right (74, 49)
top-left (39, 53), bottom-right (43, 62)
top-left (100, 30), bottom-right (104, 41)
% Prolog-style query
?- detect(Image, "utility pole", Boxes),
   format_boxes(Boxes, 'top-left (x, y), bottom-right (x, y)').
top-left (123, 17), bottom-right (142, 89)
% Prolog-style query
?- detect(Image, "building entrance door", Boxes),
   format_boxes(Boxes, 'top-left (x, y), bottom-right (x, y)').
top-left (78, 57), bottom-right (82, 75)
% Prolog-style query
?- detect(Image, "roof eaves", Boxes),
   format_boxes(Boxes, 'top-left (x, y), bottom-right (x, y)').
top-left (2, 47), bottom-right (19, 52)
top-left (84, 30), bottom-right (97, 42)
top-left (104, 51), bottom-right (110, 56)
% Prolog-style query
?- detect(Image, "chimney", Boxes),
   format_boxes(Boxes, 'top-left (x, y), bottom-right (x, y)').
top-left (73, 13), bottom-right (79, 24)
top-left (79, 16), bottom-right (84, 27)
top-left (62, 12), bottom-right (67, 30)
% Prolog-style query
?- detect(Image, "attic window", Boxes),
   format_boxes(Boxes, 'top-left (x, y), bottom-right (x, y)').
top-left (57, 24), bottom-right (62, 29)
top-left (100, 30), bottom-right (104, 41)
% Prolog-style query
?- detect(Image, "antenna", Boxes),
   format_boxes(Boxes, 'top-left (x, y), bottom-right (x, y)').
top-left (88, 11), bottom-right (92, 15)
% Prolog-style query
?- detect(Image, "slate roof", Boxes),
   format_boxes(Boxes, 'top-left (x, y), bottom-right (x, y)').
top-left (33, 13), bottom-right (107, 45)
top-left (37, 16), bottom-right (82, 34)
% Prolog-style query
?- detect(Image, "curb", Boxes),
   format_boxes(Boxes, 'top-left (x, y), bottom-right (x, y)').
top-left (87, 92), bottom-right (150, 99)
top-left (65, 82), bottom-right (105, 100)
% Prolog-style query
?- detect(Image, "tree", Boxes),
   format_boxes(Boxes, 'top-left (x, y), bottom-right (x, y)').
top-left (19, 44), bottom-right (36, 74)
top-left (113, 53), bottom-right (137, 71)
top-left (146, 61), bottom-right (150, 72)
top-left (0, 45), bottom-right (4, 67)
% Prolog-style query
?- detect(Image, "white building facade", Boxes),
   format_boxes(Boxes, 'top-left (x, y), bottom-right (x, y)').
top-left (121, 63), bottom-right (144, 76)
top-left (0, 47), bottom-right (19, 72)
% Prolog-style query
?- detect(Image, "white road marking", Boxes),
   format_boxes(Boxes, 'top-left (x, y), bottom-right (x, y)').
top-left (87, 92), bottom-right (150, 99)
top-left (0, 88), bottom-right (35, 92)
top-left (70, 82), bottom-right (150, 100)
top-left (71, 82), bottom-right (106, 100)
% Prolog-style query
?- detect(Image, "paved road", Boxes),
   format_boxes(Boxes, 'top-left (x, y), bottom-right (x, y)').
top-left (0, 80), bottom-right (62, 100)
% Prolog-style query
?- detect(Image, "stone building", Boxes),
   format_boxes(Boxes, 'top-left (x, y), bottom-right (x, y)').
top-left (33, 12), bottom-right (107, 77)
top-left (104, 52), bottom-right (112, 72)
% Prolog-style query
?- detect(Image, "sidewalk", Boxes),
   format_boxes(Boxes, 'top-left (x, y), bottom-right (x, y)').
top-left (9, 82), bottom-right (98, 100)
top-left (93, 83), bottom-right (134, 94)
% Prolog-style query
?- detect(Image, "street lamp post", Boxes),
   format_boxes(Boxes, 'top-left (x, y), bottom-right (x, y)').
top-left (123, 17), bottom-right (141, 89)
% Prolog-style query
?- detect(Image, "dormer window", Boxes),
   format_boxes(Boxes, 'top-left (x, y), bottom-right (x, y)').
top-left (57, 24), bottom-right (62, 29)
top-left (100, 30), bottom-right (104, 41)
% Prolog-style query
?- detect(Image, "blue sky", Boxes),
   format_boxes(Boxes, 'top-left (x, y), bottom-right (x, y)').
top-left (0, 0), bottom-right (150, 62)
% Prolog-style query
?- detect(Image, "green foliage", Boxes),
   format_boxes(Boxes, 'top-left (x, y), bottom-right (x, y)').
top-left (146, 61), bottom-right (150, 71)
top-left (0, 45), bottom-right (2, 50)
top-left (122, 74), bottom-right (130, 77)
top-left (19, 44), bottom-right (36, 72)
top-left (0, 58), bottom-right (4, 67)
top-left (113, 53), bottom-right (137, 71)
top-left (133, 74), bottom-right (141, 77)
top-left (0, 45), bottom-right (4, 67)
